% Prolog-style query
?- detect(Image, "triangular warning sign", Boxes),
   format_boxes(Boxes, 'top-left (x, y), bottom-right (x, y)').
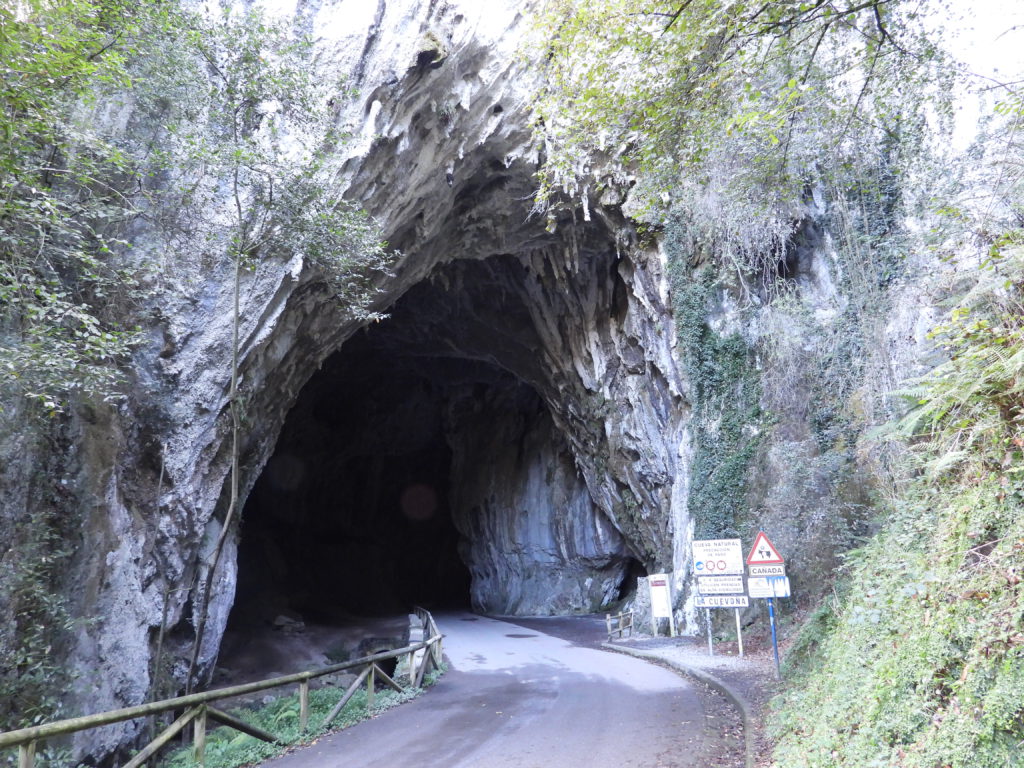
top-left (746, 531), bottom-right (784, 565)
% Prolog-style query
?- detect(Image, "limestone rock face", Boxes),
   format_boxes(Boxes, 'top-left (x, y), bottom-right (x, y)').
top-left (0, 0), bottom-right (950, 761)
top-left (0, 1), bottom-right (689, 757)
top-left (446, 382), bottom-right (631, 615)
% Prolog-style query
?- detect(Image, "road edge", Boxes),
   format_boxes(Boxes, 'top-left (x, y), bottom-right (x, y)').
top-left (601, 643), bottom-right (754, 768)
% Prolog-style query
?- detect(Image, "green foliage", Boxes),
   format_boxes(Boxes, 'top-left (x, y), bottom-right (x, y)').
top-left (0, 0), bottom-right (156, 414)
top-left (891, 243), bottom-right (1024, 475)
top-left (150, 6), bottom-right (390, 291)
top-left (780, 592), bottom-right (839, 674)
top-left (157, 4), bottom-right (387, 375)
top-left (769, 241), bottom-right (1024, 767)
top-left (530, 0), bottom-right (946, 278)
top-left (533, 0), bottom-right (943, 187)
top-left (665, 221), bottom-right (762, 538)
top-left (0, 445), bottom-right (77, 734)
top-left (0, 522), bottom-right (74, 730)
top-left (0, 2), bottom-right (391, 416)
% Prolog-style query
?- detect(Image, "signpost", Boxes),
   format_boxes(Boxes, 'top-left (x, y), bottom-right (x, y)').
top-left (648, 573), bottom-right (676, 637)
top-left (690, 534), bottom-right (793, 666)
top-left (746, 531), bottom-right (784, 565)
top-left (746, 532), bottom-right (787, 678)
top-left (691, 539), bottom-right (746, 657)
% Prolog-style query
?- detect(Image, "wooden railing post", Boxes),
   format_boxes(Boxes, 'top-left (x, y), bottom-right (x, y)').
top-left (299, 680), bottom-right (309, 733)
top-left (414, 643), bottom-right (432, 689)
top-left (366, 664), bottom-right (375, 710)
top-left (18, 740), bottom-right (35, 768)
top-left (193, 704), bottom-right (207, 766)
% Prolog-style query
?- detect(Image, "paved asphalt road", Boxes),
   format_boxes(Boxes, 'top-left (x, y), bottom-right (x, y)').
top-left (261, 612), bottom-right (713, 768)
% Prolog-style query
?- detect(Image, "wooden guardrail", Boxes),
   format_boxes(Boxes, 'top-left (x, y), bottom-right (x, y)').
top-left (0, 608), bottom-right (444, 768)
top-left (413, 606), bottom-right (444, 675)
top-left (605, 610), bottom-right (634, 641)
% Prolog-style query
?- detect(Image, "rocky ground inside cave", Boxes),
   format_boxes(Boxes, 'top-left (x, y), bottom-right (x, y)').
top-left (208, 612), bottom-right (409, 713)
top-left (214, 614), bottom-right (408, 686)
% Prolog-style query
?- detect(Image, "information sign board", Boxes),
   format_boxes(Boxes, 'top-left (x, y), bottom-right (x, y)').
top-left (648, 573), bottom-right (673, 618)
top-left (692, 538), bottom-right (744, 575)
top-left (695, 594), bottom-right (750, 608)
top-left (748, 576), bottom-right (791, 598)
top-left (697, 575), bottom-right (745, 595)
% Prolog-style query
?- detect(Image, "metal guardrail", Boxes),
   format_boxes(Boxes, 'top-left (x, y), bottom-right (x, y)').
top-left (0, 608), bottom-right (445, 768)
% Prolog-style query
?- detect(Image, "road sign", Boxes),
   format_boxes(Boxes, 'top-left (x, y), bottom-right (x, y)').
top-left (697, 575), bottom-right (745, 595)
top-left (746, 531), bottom-right (784, 565)
top-left (648, 574), bottom-right (673, 618)
top-left (695, 594), bottom-right (750, 608)
top-left (748, 576), bottom-right (791, 598)
top-left (692, 538), bottom-right (744, 575)
top-left (749, 564), bottom-right (786, 577)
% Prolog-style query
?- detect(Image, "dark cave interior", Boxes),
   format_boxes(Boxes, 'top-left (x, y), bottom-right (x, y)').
top-left (231, 259), bottom-right (561, 628)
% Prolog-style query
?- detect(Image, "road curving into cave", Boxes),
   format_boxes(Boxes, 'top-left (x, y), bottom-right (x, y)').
top-left (260, 613), bottom-right (725, 768)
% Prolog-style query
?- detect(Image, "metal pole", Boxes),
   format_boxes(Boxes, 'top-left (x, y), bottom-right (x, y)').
top-left (768, 598), bottom-right (781, 679)
top-left (706, 608), bottom-right (713, 656)
top-left (735, 608), bottom-right (744, 657)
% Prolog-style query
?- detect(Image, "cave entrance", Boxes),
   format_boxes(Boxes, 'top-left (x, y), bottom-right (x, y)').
top-left (225, 253), bottom-right (638, 676)
top-left (230, 256), bottom-right (561, 632)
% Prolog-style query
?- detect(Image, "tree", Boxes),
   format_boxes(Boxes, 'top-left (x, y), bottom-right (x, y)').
top-left (0, 0), bottom-right (153, 414)
top-left (531, 0), bottom-right (946, 266)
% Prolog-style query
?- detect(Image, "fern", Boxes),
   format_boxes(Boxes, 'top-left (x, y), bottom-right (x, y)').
top-left (890, 246), bottom-right (1024, 477)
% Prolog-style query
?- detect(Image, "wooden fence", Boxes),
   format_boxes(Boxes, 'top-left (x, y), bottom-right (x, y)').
top-left (605, 610), bottom-right (634, 641)
top-left (0, 609), bottom-right (444, 768)
top-left (413, 606), bottom-right (444, 673)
